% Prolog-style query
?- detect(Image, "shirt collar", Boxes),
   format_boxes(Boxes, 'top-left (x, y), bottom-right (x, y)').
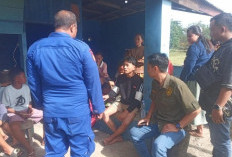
top-left (153, 73), bottom-right (170, 89)
top-left (221, 38), bottom-right (232, 47)
top-left (162, 74), bottom-right (171, 89)
top-left (49, 32), bottom-right (72, 38)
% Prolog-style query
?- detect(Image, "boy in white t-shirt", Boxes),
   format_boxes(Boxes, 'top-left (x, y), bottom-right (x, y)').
top-left (2, 68), bottom-right (43, 157)
top-left (0, 70), bottom-right (22, 156)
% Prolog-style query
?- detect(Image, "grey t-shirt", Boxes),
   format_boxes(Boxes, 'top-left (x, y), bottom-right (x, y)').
top-left (2, 84), bottom-right (31, 111)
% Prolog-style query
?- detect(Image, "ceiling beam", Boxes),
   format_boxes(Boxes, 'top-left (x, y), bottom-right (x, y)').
top-left (96, 0), bottom-right (121, 10)
top-left (89, 1), bottom-right (143, 20)
top-left (83, 8), bottom-right (102, 14)
top-left (170, 0), bottom-right (222, 16)
top-left (105, 9), bottom-right (144, 21)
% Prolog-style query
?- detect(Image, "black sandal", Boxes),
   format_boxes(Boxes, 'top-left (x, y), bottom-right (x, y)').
top-left (2, 148), bottom-right (23, 157)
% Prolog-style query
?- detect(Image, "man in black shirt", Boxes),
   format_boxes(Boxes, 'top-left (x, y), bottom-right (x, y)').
top-left (102, 56), bottom-right (143, 145)
top-left (198, 13), bottom-right (232, 157)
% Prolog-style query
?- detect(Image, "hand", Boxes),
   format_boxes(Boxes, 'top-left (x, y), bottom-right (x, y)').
top-left (212, 109), bottom-right (224, 124)
top-left (138, 117), bottom-right (150, 126)
top-left (17, 112), bottom-right (32, 119)
top-left (28, 106), bottom-right (33, 114)
top-left (117, 110), bottom-right (128, 121)
top-left (103, 95), bottom-right (109, 101)
top-left (161, 123), bottom-right (179, 133)
top-left (97, 113), bottom-right (104, 119)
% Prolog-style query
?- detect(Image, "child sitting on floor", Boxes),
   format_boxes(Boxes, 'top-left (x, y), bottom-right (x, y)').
top-left (0, 70), bottom-right (19, 146)
top-left (2, 67), bottom-right (43, 157)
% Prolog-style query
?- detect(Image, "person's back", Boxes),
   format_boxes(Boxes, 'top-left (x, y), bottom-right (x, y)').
top-left (27, 10), bottom-right (105, 157)
top-left (28, 34), bottom-right (95, 117)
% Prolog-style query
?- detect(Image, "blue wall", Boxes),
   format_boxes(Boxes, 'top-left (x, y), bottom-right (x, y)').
top-left (83, 20), bottom-right (103, 53)
top-left (25, 0), bottom-right (82, 48)
top-left (83, 12), bottom-right (145, 78)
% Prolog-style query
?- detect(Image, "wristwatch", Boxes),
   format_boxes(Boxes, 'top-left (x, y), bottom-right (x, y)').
top-left (175, 123), bottom-right (182, 130)
top-left (213, 104), bottom-right (223, 110)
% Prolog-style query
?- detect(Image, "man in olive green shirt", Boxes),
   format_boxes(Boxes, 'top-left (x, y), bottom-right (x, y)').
top-left (130, 53), bottom-right (201, 157)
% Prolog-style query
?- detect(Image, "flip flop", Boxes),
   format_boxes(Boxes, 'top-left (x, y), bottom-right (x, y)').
top-left (2, 148), bottom-right (22, 157)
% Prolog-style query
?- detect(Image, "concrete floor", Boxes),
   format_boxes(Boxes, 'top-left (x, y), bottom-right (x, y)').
top-left (32, 122), bottom-right (215, 157)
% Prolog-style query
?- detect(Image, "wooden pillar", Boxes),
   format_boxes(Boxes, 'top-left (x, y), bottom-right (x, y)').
top-left (144, 0), bottom-right (171, 109)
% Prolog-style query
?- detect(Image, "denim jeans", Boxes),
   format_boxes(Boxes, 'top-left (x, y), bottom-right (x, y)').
top-left (130, 124), bottom-right (186, 157)
top-left (206, 114), bottom-right (232, 157)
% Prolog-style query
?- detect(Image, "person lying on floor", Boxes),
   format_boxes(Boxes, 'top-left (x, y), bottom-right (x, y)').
top-left (101, 56), bottom-right (143, 145)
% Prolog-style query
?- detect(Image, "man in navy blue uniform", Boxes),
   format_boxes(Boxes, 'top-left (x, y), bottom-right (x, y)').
top-left (27, 10), bottom-right (105, 157)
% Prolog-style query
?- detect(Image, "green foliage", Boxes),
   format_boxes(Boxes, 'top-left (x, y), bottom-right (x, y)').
top-left (170, 20), bottom-right (185, 49)
top-left (170, 20), bottom-right (211, 51)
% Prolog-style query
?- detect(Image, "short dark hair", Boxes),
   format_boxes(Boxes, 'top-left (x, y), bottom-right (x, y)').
top-left (95, 52), bottom-right (103, 57)
top-left (211, 13), bottom-right (232, 32)
top-left (9, 67), bottom-right (24, 82)
top-left (147, 53), bottom-right (168, 72)
top-left (54, 10), bottom-right (77, 30)
top-left (123, 56), bottom-right (137, 66)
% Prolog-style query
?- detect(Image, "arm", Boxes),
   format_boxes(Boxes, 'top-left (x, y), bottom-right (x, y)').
top-left (99, 63), bottom-right (109, 78)
top-left (180, 45), bottom-right (198, 82)
top-left (104, 78), bottom-right (121, 101)
top-left (162, 82), bottom-right (201, 133)
top-left (127, 83), bottom-right (143, 113)
top-left (82, 47), bottom-right (105, 115)
top-left (162, 108), bottom-right (201, 133)
top-left (212, 50), bottom-right (232, 123)
top-left (7, 107), bottom-right (16, 114)
top-left (26, 47), bottom-right (43, 109)
top-left (212, 88), bottom-right (232, 123)
top-left (138, 100), bottom-right (156, 126)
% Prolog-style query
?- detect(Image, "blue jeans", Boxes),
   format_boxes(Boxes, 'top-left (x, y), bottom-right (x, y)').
top-left (130, 124), bottom-right (186, 157)
top-left (44, 115), bottom-right (95, 157)
top-left (206, 114), bottom-right (232, 157)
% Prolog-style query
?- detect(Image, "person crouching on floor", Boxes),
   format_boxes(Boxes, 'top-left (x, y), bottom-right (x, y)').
top-left (101, 56), bottom-right (143, 145)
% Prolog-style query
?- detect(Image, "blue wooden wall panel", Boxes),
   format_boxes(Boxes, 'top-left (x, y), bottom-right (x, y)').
top-left (24, 0), bottom-right (82, 39)
top-left (0, 0), bottom-right (24, 34)
top-left (0, 6), bottom-right (24, 22)
top-left (0, 21), bottom-right (23, 34)
top-left (83, 12), bottom-right (145, 77)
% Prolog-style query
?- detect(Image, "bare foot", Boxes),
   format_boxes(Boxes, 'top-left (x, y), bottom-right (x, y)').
top-left (103, 137), bottom-right (111, 145)
top-left (108, 136), bottom-right (123, 145)
top-left (189, 130), bottom-right (203, 137)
